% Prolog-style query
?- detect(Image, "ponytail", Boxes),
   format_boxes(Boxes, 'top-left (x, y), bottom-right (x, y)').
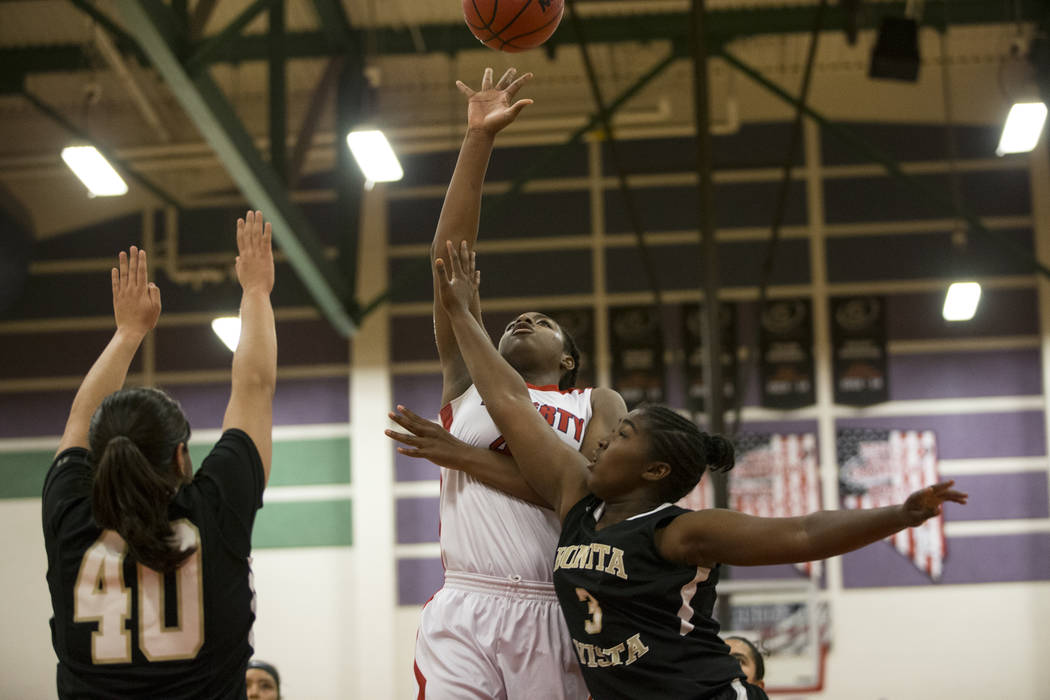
top-left (88, 388), bottom-right (194, 574)
top-left (639, 405), bottom-right (735, 502)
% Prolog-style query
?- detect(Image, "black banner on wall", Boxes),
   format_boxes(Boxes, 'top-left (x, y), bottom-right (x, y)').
top-left (830, 296), bottom-right (888, 406)
top-left (759, 299), bottom-right (815, 409)
top-left (610, 305), bottom-right (665, 409)
top-left (545, 308), bottom-right (596, 390)
top-left (682, 303), bottom-right (738, 413)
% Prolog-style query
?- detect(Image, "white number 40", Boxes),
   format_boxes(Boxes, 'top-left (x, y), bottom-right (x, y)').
top-left (73, 519), bottom-right (204, 664)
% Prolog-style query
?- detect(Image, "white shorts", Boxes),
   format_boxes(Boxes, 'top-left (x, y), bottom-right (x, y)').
top-left (413, 571), bottom-right (588, 700)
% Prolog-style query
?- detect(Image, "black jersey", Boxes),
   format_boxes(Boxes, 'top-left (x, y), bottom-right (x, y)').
top-left (42, 429), bottom-right (265, 700)
top-left (553, 495), bottom-right (747, 700)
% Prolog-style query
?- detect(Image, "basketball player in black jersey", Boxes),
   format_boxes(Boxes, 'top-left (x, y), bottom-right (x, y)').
top-left (400, 240), bottom-right (968, 700)
top-left (42, 211), bottom-right (276, 698)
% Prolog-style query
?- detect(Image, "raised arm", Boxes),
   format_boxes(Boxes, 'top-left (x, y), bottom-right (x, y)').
top-left (579, 387), bottom-right (628, 462)
top-left (221, 211), bottom-right (277, 483)
top-left (387, 405), bottom-right (551, 508)
top-left (57, 247), bottom-right (161, 454)
top-left (656, 481), bottom-right (968, 567)
top-left (434, 67), bottom-right (533, 406)
top-left (436, 241), bottom-right (589, 520)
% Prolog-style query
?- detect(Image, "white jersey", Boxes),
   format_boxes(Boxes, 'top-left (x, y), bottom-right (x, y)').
top-left (438, 383), bottom-right (594, 583)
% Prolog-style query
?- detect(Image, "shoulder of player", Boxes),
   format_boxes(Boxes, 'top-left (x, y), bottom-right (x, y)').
top-left (589, 387), bottom-right (627, 421)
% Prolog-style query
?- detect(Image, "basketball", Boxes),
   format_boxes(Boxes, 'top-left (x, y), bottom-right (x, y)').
top-left (463, 0), bottom-right (565, 53)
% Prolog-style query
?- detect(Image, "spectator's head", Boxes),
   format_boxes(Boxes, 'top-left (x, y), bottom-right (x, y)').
top-left (246, 659), bottom-right (281, 699)
top-left (726, 636), bottom-right (765, 688)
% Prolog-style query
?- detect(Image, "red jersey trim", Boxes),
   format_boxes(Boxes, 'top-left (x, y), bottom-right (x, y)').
top-left (526, 382), bottom-right (588, 395)
top-left (439, 403), bottom-right (453, 431)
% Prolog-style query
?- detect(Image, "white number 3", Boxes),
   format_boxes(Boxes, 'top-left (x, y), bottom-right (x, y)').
top-left (575, 587), bottom-right (603, 635)
top-left (73, 520), bottom-right (204, 664)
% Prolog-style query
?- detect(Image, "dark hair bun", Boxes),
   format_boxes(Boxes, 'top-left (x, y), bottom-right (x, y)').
top-left (705, 435), bottom-right (735, 472)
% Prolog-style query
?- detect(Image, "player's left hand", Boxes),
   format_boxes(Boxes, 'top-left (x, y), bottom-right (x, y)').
top-left (112, 246), bottom-right (161, 337)
top-left (435, 240), bottom-right (480, 316)
top-left (901, 481), bottom-right (968, 526)
top-left (386, 404), bottom-right (473, 470)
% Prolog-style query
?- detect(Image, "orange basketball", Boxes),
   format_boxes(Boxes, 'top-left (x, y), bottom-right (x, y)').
top-left (463, 0), bottom-right (565, 53)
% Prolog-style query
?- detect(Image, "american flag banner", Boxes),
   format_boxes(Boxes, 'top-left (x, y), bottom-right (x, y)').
top-left (677, 433), bottom-right (821, 577)
top-left (837, 429), bottom-right (945, 580)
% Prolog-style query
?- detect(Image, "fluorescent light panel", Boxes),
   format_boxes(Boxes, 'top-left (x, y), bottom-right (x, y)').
top-left (346, 129), bottom-right (403, 183)
top-left (996, 102), bottom-right (1048, 156)
top-left (211, 316), bottom-right (241, 352)
top-left (942, 282), bottom-right (981, 321)
top-left (60, 146), bottom-right (128, 196)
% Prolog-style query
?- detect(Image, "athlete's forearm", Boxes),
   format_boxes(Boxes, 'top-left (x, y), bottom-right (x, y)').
top-left (232, 287), bottom-right (277, 392)
top-left (59, 329), bottom-right (145, 453)
top-left (431, 128), bottom-right (496, 258)
top-left (457, 448), bottom-right (551, 508)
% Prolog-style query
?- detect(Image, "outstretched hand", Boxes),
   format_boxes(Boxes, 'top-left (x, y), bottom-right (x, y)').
top-left (236, 210), bottom-right (274, 294)
top-left (386, 405), bottom-right (473, 470)
top-left (457, 67), bottom-right (534, 135)
top-left (112, 246), bottom-right (161, 337)
top-left (901, 481), bottom-right (968, 526)
top-left (435, 240), bottom-right (480, 317)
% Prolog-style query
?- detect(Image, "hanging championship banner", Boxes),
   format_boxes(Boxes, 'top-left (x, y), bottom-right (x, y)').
top-left (682, 303), bottom-right (738, 413)
top-left (759, 299), bottom-right (815, 409)
top-left (545, 308), bottom-right (596, 389)
top-left (838, 429), bottom-right (946, 579)
top-left (609, 305), bottom-right (665, 409)
top-left (830, 296), bottom-right (888, 406)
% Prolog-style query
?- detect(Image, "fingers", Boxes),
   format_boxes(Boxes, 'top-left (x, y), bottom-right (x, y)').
top-left (456, 80), bottom-right (476, 98)
top-left (481, 67), bottom-right (494, 91)
top-left (434, 257), bottom-right (451, 287)
top-left (148, 282), bottom-right (162, 312)
top-left (136, 247), bottom-right (148, 288)
top-left (111, 267), bottom-right (119, 297)
top-left (504, 71), bottom-right (533, 98)
top-left (236, 216), bottom-right (246, 252)
top-left (495, 67), bottom-right (517, 90)
top-left (445, 240), bottom-right (465, 278)
top-left (262, 221), bottom-right (272, 252)
top-left (128, 245), bottom-right (139, 288)
top-left (118, 250), bottom-right (129, 289)
top-left (507, 99), bottom-right (534, 120)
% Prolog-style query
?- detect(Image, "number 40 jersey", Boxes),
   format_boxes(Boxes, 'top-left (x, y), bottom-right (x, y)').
top-left (42, 429), bottom-right (265, 700)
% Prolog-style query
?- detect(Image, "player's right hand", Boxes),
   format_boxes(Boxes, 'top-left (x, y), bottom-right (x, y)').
top-left (457, 67), bottom-right (534, 135)
top-left (235, 210), bottom-right (274, 294)
top-left (435, 240), bottom-right (480, 316)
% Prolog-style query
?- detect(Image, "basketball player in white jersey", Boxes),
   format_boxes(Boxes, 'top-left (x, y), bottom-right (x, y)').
top-left (390, 68), bottom-right (627, 699)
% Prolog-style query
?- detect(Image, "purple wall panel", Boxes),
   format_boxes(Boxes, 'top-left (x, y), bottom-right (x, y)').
top-left (398, 557), bottom-right (446, 606)
top-left (842, 533), bottom-right (1050, 587)
top-left (165, 376), bottom-right (348, 430)
top-left (392, 373), bottom-right (444, 482)
top-left (397, 496), bottom-right (440, 544)
top-left (392, 315), bottom-right (440, 363)
top-left (724, 564), bottom-right (816, 582)
top-left (0, 389), bottom-right (74, 438)
top-left (886, 288), bottom-right (1037, 340)
top-left (836, 411), bottom-right (1046, 460)
top-left (888, 349), bottom-right (1041, 401)
top-left (942, 472), bottom-right (1049, 521)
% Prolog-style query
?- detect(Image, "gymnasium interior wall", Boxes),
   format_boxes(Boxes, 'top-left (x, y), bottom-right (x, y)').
top-left (1, 115), bottom-right (1048, 698)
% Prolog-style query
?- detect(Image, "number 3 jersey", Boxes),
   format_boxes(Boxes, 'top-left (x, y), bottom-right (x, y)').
top-left (439, 383), bottom-right (593, 582)
top-left (42, 429), bottom-right (265, 700)
top-left (553, 495), bottom-right (746, 700)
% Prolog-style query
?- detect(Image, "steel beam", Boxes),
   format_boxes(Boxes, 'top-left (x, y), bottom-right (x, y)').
top-left (118, 0), bottom-right (356, 336)
top-left (269, 0), bottom-right (287, 181)
top-left (8, 0), bottom-right (1042, 85)
top-left (22, 89), bottom-right (183, 210)
top-left (721, 48), bottom-right (1050, 280)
